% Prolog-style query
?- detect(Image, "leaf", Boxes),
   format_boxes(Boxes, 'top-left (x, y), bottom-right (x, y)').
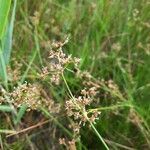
top-left (0, 129), bottom-right (16, 134)
top-left (3, 0), bottom-right (17, 65)
top-left (0, 49), bottom-right (8, 88)
top-left (0, 0), bottom-right (11, 40)
top-left (0, 0), bottom-right (12, 87)
top-left (0, 105), bottom-right (13, 112)
top-left (14, 104), bottom-right (27, 125)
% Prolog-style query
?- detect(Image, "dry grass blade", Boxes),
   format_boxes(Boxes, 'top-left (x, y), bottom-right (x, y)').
top-left (6, 120), bottom-right (50, 138)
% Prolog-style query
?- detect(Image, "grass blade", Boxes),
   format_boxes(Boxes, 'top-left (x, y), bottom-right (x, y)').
top-left (14, 104), bottom-right (27, 125)
top-left (0, 49), bottom-right (8, 89)
top-left (3, 0), bottom-right (17, 65)
top-left (0, 129), bottom-right (16, 134)
top-left (0, 0), bottom-right (11, 39)
top-left (0, 0), bottom-right (11, 88)
top-left (0, 105), bottom-right (13, 112)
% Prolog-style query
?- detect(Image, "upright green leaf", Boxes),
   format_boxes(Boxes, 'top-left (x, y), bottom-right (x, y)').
top-left (14, 104), bottom-right (27, 125)
top-left (0, 47), bottom-right (8, 89)
top-left (0, 0), bottom-right (11, 88)
top-left (0, 0), bottom-right (11, 40)
top-left (3, 0), bottom-right (17, 65)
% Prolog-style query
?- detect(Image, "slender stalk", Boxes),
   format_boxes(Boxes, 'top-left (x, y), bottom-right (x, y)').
top-left (34, 26), bottom-right (43, 66)
top-left (90, 123), bottom-right (109, 150)
top-left (88, 104), bottom-right (133, 112)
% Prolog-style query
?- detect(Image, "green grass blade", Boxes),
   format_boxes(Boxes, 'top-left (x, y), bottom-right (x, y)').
top-left (0, 105), bottom-right (13, 112)
top-left (0, 0), bottom-right (11, 40)
top-left (0, 49), bottom-right (8, 89)
top-left (0, 129), bottom-right (16, 134)
top-left (3, 0), bottom-right (17, 65)
top-left (20, 49), bottom-right (37, 83)
top-left (0, 0), bottom-right (11, 88)
top-left (14, 104), bottom-right (27, 125)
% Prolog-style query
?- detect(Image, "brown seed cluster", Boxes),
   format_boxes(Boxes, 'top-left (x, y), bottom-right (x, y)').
top-left (41, 39), bottom-right (80, 85)
top-left (10, 83), bottom-right (44, 110)
top-left (0, 88), bottom-right (3, 104)
top-left (76, 69), bottom-right (92, 79)
top-left (65, 88), bottom-right (101, 126)
top-left (81, 72), bottom-right (121, 100)
top-left (138, 42), bottom-right (150, 55)
top-left (30, 11), bottom-right (40, 26)
top-left (59, 138), bottom-right (76, 149)
top-left (107, 79), bottom-right (119, 91)
top-left (112, 42), bottom-right (121, 52)
top-left (10, 82), bottom-right (59, 112)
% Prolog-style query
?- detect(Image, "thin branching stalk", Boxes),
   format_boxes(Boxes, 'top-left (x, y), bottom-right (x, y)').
top-left (62, 72), bottom-right (110, 150)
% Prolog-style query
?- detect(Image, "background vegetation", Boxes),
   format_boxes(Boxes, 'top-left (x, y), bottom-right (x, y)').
top-left (0, 0), bottom-right (150, 149)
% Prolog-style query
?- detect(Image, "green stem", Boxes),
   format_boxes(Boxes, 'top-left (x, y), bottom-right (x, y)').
top-left (90, 123), bottom-right (109, 150)
top-left (0, 49), bottom-right (8, 90)
top-left (88, 104), bottom-right (133, 113)
top-left (34, 26), bottom-right (43, 67)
